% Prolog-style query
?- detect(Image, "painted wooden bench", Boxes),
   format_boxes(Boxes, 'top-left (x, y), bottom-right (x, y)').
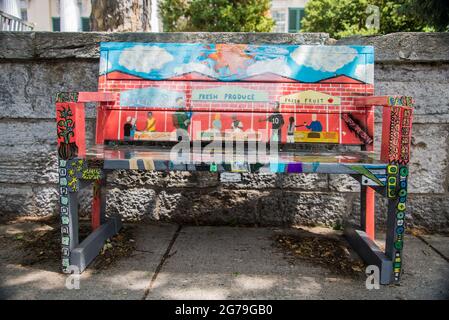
top-left (56, 42), bottom-right (413, 284)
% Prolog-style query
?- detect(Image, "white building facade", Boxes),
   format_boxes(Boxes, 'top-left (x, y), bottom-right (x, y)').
top-left (0, 0), bottom-right (21, 17)
top-left (3, 0), bottom-right (91, 31)
top-left (270, 0), bottom-right (309, 33)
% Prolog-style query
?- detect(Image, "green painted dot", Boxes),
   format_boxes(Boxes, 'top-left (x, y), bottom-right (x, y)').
top-left (388, 177), bottom-right (397, 184)
top-left (388, 165), bottom-right (398, 174)
top-left (400, 167), bottom-right (409, 177)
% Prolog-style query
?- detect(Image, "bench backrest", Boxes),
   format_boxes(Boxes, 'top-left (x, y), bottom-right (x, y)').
top-left (96, 42), bottom-right (375, 148)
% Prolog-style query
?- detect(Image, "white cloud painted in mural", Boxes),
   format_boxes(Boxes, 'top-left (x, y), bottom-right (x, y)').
top-left (173, 62), bottom-right (218, 78)
top-left (354, 63), bottom-right (374, 84)
top-left (99, 57), bottom-right (112, 74)
top-left (290, 46), bottom-right (358, 72)
top-left (119, 45), bottom-right (174, 73)
top-left (246, 58), bottom-right (292, 78)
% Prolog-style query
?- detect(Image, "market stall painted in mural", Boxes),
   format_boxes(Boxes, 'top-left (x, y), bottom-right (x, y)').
top-left (96, 43), bottom-right (375, 146)
top-left (55, 42), bottom-right (414, 285)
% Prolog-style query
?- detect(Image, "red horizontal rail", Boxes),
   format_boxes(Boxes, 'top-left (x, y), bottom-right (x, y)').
top-left (78, 92), bottom-right (117, 103)
top-left (354, 96), bottom-right (414, 107)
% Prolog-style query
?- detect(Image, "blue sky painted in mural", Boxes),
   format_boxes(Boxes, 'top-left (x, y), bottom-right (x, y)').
top-left (100, 43), bottom-right (374, 84)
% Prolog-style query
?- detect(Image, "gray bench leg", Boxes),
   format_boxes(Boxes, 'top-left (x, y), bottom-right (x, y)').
top-left (384, 165), bottom-right (409, 282)
top-left (344, 227), bottom-right (393, 284)
top-left (59, 159), bottom-right (122, 274)
top-left (345, 164), bottom-right (409, 285)
top-left (71, 216), bottom-right (122, 273)
top-left (59, 159), bottom-right (80, 272)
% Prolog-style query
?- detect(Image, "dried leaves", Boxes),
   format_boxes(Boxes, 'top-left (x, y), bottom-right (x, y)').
top-left (14, 216), bottom-right (136, 271)
top-left (275, 233), bottom-right (366, 277)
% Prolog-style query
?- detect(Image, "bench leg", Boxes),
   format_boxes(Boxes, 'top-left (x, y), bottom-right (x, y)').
top-left (59, 159), bottom-right (80, 273)
top-left (361, 186), bottom-right (375, 240)
top-left (91, 174), bottom-right (107, 231)
top-left (344, 227), bottom-right (393, 284)
top-left (384, 165), bottom-right (409, 282)
top-left (60, 160), bottom-right (122, 274)
top-left (346, 165), bottom-right (409, 284)
top-left (71, 216), bottom-right (122, 273)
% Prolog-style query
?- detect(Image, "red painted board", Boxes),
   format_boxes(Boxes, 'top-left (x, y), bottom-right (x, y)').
top-left (56, 102), bottom-right (86, 159)
top-left (78, 92), bottom-right (116, 103)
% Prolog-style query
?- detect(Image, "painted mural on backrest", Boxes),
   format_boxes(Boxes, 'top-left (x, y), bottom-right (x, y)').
top-left (96, 43), bottom-right (375, 146)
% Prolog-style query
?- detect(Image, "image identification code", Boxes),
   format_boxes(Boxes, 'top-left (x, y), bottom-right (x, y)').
top-left (175, 304), bottom-right (273, 317)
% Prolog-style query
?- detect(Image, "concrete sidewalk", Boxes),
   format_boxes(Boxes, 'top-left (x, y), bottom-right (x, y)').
top-left (0, 221), bottom-right (448, 300)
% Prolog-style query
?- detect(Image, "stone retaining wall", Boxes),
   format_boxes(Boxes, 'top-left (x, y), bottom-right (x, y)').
top-left (0, 32), bottom-right (448, 232)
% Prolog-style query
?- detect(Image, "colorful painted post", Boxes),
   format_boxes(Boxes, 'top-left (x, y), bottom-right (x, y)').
top-left (56, 93), bottom-right (83, 273)
top-left (59, 159), bottom-right (80, 273)
top-left (56, 92), bottom-right (86, 159)
top-left (385, 164), bottom-right (409, 282)
top-left (382, 100), bottom-right (413, 282)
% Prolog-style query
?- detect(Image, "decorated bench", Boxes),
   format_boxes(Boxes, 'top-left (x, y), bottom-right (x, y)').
top-left (56, 42), bottom-right (413, 284)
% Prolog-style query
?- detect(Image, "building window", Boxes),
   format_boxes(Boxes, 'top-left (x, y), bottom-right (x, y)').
top-left (52, 17), bottom-right (61, 31)
top-left (20, 9), bottom-right (28, 21)
top-left (81, 17), bottom-right (90, 31)
top-left (20, 0), bottom-right (27, 21)
top-left (288, 8), bottom-right (305, 33)
top-left (272, 9), bottom-right (286, 32)
top-left (52, 17), bottom-right (90, 32)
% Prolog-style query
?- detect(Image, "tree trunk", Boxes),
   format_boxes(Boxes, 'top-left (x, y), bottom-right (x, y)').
top-left (90, 0), bottom-right (151, 32)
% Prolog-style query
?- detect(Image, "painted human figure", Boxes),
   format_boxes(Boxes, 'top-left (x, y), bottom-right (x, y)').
top-left (144, 112), bottom-right (156, 132)
top-left (130, 118), bottom-right (137, 137)
top-left (231, 114), bottom-right (244, 133)
top-left (260, 103), bottom-right (285, 142)
top-left (304, 114), bottom-right (323, 132)
top-left (287, 116), bottom-right (301, 143)
top-left (172, 97), bottom-right (191, 141)
top-left (211, 113), bottom-right (222, 137)
top-left (124, 116), bottom-right (137, 140)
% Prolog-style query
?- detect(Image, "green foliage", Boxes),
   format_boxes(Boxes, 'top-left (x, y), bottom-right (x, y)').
top-left (405, 0), bottom-right (449, 31)
top-left (159, 0), bottom-right (191, 32)
top-left (301, 0), bottom-right (431, 39)
top-left (159, 0), bottom-right (275, 32)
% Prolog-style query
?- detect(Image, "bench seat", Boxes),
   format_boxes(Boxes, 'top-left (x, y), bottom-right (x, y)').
top-left (84, 145), bottom-right (387, 177)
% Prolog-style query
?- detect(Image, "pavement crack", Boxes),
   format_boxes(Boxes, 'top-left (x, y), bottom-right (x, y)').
top-left (141, 225), bottom-right (182, 300)
top-left (416, 235), bottom-right (449, 264)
